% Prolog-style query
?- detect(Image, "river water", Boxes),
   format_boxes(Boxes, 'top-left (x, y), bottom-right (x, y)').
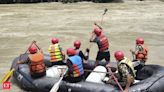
top-left (0, 1), bottom-right (164, 91)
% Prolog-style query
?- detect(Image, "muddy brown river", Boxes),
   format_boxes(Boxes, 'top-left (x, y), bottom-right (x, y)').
top-left (0, 1), bottom-right (164, 91)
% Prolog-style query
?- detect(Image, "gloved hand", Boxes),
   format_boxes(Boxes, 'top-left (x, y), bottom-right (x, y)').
top-left (86, 48), bottom-right (90, 53)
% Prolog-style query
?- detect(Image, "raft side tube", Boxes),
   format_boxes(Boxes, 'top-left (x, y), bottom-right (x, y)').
top-left (11, 54), bottom-right (164, 92)
top-left (58, 81), bottom-right (119, 92)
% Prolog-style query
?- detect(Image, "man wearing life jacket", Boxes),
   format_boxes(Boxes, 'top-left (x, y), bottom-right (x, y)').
top-left (48, 38), bottom-right (65, 66)
top-left (63, 48), bottom-right (84, 83)
top-left (130, 38), bottom-right (148, 68)
top-left (107, 51), bottom-right (135, 92)
top-left (90, 27), bottom-right (110, 67)
top-left (18, 46), bottom-right (46, 78)
top-left (74, 40), bottom-right (89, 63)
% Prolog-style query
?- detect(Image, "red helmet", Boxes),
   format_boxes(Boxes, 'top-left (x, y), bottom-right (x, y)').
top-left (51, 38), bottom-right (59, 44)
top-left (29, 47), bottom-right (37, 54)
top-left (74, 40), bottom-right (81, 49)
top-left (136, 38), bottom-right (144, 45)
top-left (66, 48), bottom-right (76, 56)
top-left (93, 28), bottom-right (102, 36)
top-left (114, 51), bottom-right (124, 61)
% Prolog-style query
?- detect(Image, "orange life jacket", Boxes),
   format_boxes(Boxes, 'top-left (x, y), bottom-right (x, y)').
top-left (98, 34), bottom-right (109, 51)
top-left (29, 52), bottom-right (45, 74)
top-left (135, 45), bottom-right (148, 62)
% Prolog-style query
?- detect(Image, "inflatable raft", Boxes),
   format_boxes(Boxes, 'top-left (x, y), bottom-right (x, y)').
top-left (11, 54), bottom-right (164, 92)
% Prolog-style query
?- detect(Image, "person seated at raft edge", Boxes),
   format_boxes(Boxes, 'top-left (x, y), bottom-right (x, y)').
top-left (130, 37), bottom-right (148, 70)
top-left (63, 48), bottom-right (84, 83)
top-left (90, 27), bottom-right (110, 68)
top-left (48, 38), bottom-right (65, 66)
top-left (106, 51), bottom-right (136, 92)
top-left (18, 45), bottom-right (46, 79)
top-left (73, 40), bottom-right (90, 63)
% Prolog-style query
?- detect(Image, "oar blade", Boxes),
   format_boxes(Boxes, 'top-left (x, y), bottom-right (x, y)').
top-left (1, 69), bottom-right (14, 83)
top-left (50, 67), bottom-right (68, 92)
top-left (103, 8), bottom-right (108, 15)
top-left (50, 80), bottom-right (60, 92)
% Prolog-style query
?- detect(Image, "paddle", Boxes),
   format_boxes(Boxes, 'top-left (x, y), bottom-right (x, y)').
top-left (94, 22), bottom-right (103, 30)
top-left (101, 8), bottom-right (108, 25)
top-left (94, 8), bottom-right (108, 30)
top-left (89, 8), bottom-right (108, 49)
top-left (33, 41), bottom-right (41, 50)
top-left (50, 67), bottom-right (68, 92)
top-left (0, 41), bottom-right (35, 83)
top-left (0, 68), bottom-right (15, 83)
top-left (107, 67), bottom-right (124, 92)
top-left (25, 40), bottom-right (37, 53)
top-left (0, 53), bottom-right (25, 83)
top-left (84, 69), bottom-right (116, 75)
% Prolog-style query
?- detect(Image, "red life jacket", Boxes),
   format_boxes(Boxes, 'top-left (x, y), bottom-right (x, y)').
top-left (135, 45), bottom-right (148, 62)
top-left (98, 34), bottom-right (109, 51)
top-left (29, 52), bottom-right (46, 74)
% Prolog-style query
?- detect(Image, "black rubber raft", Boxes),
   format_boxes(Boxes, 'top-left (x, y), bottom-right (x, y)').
top-left (11, 54), bottom-right (164, 92)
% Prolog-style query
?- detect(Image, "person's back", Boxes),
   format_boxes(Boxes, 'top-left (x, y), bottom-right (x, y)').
top-left (117, 57), bottom-right (135, 85)
top-left (28, 48), bottom-right (46, 78)
top-left (96, 33), bottom-right (109, 52)
top-left (17, 42), bottom-right (46, 79)
top-left (67, 55), bottom-right (84, 77)
top-left (48, 38), bottom-right (65, 66)
top-left (63, 48), bottom-right (84, 83)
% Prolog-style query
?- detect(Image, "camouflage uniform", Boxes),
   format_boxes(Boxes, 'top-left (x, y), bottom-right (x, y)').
top-left (108, 62), bottom-right (135, 87)
top-left (117, 63), bottom-right (135, 87)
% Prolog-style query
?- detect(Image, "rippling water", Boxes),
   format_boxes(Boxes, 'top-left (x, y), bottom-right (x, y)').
top-left (0, 1), bottom-right (164, 91)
